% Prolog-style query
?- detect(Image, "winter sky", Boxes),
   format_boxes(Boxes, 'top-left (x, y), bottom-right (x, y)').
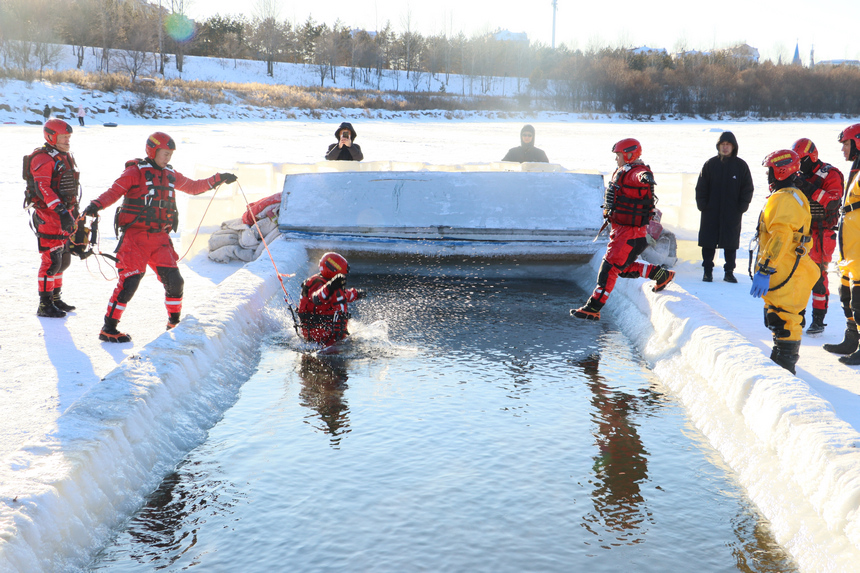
top-left (186, 0), bottom-right (860, 64)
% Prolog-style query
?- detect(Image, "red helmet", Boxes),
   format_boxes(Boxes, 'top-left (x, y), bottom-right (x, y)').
top-left (319, 252), bottom-right (349, 279)
top-left (145, 132), bottom-right (176, 160)
top-left (762, 149), bottom-right (800, 181)
top-left (838, 124), bottom-right (860, 145)
top-left (612, 138), bottom-right (641, 163)
top-left (838, 124), bottom-right (860, 160)
top-left (791, 138), bottom-right (818, 163)
top-left (43, 118), bottom-right (72, 146)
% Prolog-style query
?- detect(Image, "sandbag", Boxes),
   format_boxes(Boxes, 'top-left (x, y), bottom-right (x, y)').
top-left (208, 244), bottom-right (256, 263)
top-left (238, 227), bottom-right (260, 249)
top-left (208, 231), bottom-right (240, 251)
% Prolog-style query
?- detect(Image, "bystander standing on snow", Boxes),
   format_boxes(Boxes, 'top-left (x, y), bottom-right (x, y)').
top-left (695, 131), bottom-right (754, 283)
top-left (77, 104), bottom-right (86, 126)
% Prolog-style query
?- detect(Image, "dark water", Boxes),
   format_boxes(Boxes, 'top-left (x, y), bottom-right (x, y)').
top-left (89, 271), bottom-right (797, 573)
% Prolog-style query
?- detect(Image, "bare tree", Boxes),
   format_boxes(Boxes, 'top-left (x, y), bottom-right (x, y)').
top-left (32, 34), bottom-right (64, 79)
top-left (250, 0), bottom-right (282, 76)
top-left (113, 26), bottom-right (154, 82)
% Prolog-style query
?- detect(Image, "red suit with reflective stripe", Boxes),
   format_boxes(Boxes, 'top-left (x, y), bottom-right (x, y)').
top-left (91, 159), bottom-right (218, 322)
top-left (590, 162), bottom-right (658, 305)
top-left (27, 145), bottom-right (79, 294)
top-left (799, 161), bottom-right (844, 312)
top-left (298, 274), bottom-right (361, 346)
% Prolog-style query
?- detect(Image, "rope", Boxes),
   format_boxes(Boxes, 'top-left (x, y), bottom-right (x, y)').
top-left (236, 181), bottom-right (301, 335)
top-left (177, 182), bottom-right (222, 261)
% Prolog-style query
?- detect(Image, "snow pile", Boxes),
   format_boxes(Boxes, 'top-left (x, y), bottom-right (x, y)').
top-left (0, 240), bottom-right (306, 573)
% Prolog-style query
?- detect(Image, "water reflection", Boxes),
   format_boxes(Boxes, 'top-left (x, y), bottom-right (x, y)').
top-left (100, 460), bottom-right (245, 570)
top-left (576, 352), bottom-right (654, 546)
top-left (297, 354), bottom-right (351, 447)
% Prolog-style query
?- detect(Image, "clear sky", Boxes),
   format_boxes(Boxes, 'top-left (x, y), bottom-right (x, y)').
top-left (185, 0), bottom-right (860, 64)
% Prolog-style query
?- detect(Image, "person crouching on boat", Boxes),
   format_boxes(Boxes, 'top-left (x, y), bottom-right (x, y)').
top-left (298, 252), bottom-right (366, 346)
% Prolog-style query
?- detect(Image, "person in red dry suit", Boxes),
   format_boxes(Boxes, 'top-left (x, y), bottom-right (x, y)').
top-left (298, 252), bottom-right (366, 347)
top-left (571, 138), bottom-right (675, 321)
top-left (25, 118), bottom-right (80, 318)
top-left (81, 132), bottom-right (237, 343)
top-left (791, 138), bottom-right (844, 336)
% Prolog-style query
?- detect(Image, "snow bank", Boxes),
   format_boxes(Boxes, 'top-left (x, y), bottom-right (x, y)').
top-left (572, 256), bottom-right (860, 573)
top-left (0, 241), bottom-right (308, 573)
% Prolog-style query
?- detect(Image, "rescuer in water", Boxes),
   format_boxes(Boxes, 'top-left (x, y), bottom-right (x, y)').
top-left (298, 252), bottom-right (366, 347)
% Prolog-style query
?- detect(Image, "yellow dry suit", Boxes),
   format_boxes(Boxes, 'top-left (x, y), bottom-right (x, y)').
top-left (754, 187), bottom-right (819, 341)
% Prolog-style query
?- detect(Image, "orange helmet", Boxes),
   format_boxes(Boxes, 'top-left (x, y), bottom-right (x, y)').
top-left (612, 138), bottom-right (641, 163)
top-left (763, 149), bottom-right (800, 181)
top-left (791, 138), bottom-right (818, 163)
top-left (145, 132), bottom-right (176, 160)
top-left (43, 118), bottom-right (72, 146)
top-left (319, 252), bottom-right (349, 279)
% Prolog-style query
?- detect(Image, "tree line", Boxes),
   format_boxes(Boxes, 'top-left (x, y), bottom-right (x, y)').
top-left (3, 0), bottom-right (860, 117)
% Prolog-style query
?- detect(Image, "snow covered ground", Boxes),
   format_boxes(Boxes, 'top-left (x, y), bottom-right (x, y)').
top-left (2, 69), bottom-right (860, 570)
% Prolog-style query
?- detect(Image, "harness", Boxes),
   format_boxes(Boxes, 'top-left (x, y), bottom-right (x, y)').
top-left (748, 190), bottom-right (812, 291)
top-left (604, 164), bottom-right (656, 227)
top-left (113, 160), bottom-right (179, 238)
top-left (297, 276), bottom-right (350, 342)
top-left (22, 146), bottom-right (80, 211)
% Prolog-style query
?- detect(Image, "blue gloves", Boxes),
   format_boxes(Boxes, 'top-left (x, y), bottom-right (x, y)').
top-left (750, 272), bottom-right (770, 298)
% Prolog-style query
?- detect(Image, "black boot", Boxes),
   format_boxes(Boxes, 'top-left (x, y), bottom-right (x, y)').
top-left (648, 265), bottom-right (675, 292)
top-left (167, 312), bottom-right (181, 330)
top-left (703, 268), bottom-right (713, 282)
top-left (770, 339), bottom-right (801, 375)
top-left (99, 317), bottom-right (132, 343)
top-left (52, 289), bottom-right (76, 312)
top-left (823, 321), bottom-right (859, 355)
top-left (37, 292), bottom-right (66, 318)
top-left (839, 349), bottom-right (860, 365)
top-left (571, 297), bottom-right (604, 321)
top-left (806, 310), bottom-right (826, 336)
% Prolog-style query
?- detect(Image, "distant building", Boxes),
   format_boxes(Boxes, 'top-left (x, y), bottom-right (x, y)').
top-left (792, 42), bottom-right (802, 66)
top-left (815, 59), bottom-right (860, 68)
top-left (493, 30), bottom-right (529, 44)
top-left (631, 46), bottom-right (668, 56)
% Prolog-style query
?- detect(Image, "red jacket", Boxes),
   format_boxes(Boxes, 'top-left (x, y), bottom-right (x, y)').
top-left (298, 273), bottom-right (361, 346)
top-left (92, 159), bottom-right (217, 233)
top-left (799, 161), bottom-right (844, 229)
top-left (27, 146), bottom-right (79, 213)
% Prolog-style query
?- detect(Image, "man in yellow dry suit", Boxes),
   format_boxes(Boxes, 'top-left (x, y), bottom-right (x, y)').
top-left (749, 149), bottom-right (819, 374)
top-left (825, 124), bottom-right (860, 364)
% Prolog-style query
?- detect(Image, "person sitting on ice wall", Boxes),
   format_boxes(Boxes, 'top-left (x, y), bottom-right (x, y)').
top-left (325, 122), bottom-right (363, 161)
top-left (823, 124), bottom-right (860, 365)
top-left (501, 124), bottom-right (549, 163)
top-left (571, 138), bottom-right (675, 321)
top-left (82, 132), bottom-right (237, 343)
top-left (749, 149), bottom-right (818, 374)
top-left (298, 252), bottom-right (366, 347)
top-left (791, 138), bottom-right (845, 336)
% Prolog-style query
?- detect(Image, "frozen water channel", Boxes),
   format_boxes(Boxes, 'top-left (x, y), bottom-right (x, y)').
top-left (89, 265), bottom-right (796, 572)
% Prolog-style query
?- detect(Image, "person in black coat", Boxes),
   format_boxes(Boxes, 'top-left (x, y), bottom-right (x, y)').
top-left (695, 131), bottom-right (754, 283)
top-left (502, 124), bottom-right (549, 163)
top-left (325, 122), bottom-right (363, 161)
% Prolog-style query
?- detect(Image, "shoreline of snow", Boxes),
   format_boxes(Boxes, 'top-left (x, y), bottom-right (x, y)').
top-left (0, 240), bottom-right (307, 573)
top-left (570, 256), bottom-right (860, 573)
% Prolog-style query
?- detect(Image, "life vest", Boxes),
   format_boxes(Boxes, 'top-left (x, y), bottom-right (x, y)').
top-left (22, 146), bottom-right (79, 211)
top-left (604, 163), bottom-right (656, 227)
top-left (801, 162), bottom-right (843, 227)
top-left (297, 274), bottom-right (350, 345)
top-left (115, 159), bottom-right (179, 234)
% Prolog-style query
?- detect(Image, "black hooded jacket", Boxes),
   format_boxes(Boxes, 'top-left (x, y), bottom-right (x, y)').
top-left (695, 131), bottom-right (754, 249)
top-left (326, 122), bottom-right (363, 161)
top-left (502, 124), bottom-right (549, 163)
